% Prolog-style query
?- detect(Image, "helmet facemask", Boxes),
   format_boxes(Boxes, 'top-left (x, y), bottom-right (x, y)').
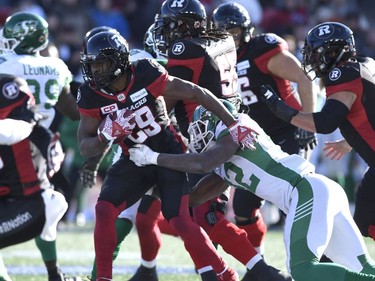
top-left (80, 31), bottom-right (130, 94)
top-left (188, 100), bottom-right (238, 153)
top-left (144, 22), bottom-right (167, 59)
top-left (188, 118), bottom-right (216, 153)
top-left (154, 13), bottom-right (206, 54)
top-left (81, 49), bottom-right (127, 93)
top-left (153, 14), bottom-right (170, 57)
top-left (0, 29), bottom-right (17, 54)
top-left (155, 0), bottom-right (207, 54)
top-left (302, 41), bottom-right (349, 80)
top-left (301, 22), bottom-right (356, 80)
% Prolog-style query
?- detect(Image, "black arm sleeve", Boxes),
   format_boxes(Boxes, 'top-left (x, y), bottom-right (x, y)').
top-left (167, 66), bottom-right (193, 82)
top-left (313, 99), bottom-right (350, 134)
top-left (69, 80), bottom-right (82, 99)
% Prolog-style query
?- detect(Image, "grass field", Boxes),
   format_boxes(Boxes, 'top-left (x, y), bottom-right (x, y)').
top-left (2, 224), bottom-right (375, 281)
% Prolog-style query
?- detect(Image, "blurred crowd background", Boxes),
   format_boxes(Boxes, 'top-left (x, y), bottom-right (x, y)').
top-left (1, 0), bottom-right (375, 81)
top-left (0, 0), bottom-right (372, 226)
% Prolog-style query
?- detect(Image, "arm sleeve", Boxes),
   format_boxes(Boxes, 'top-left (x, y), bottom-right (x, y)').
top-left (0, 119), bottom-right (33, 145)
top-left (312, 99), bottom-right (349, 134)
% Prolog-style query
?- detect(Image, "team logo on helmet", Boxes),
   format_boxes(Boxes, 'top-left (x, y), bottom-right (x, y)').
top-left (110, 33), bottom-right (128, 49)
top-left (314, 24), bottom-right (332, 39)
top-left (2, 82), bottom-right (20, 99)
top-left (329, 68), bottom-right (341, 81)
top-left (265, 35), bottom-right (277, 44)
top-left (12, 20), bottom-right (38, 38)
top-left (172, 42), bottom-right (185, 55)
top-left (169, 0), bottom-right (187, 10)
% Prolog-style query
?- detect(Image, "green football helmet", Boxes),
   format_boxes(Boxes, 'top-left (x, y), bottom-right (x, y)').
top-left (0, 12), bottom-right (49, 54)
top-left (188, 99), bottom-right (238, 153)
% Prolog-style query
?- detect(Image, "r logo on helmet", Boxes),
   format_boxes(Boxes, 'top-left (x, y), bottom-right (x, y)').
top-left (170, 0), bottom-right (185, 8)
top-left (316, 25), bottom-right (332, 38)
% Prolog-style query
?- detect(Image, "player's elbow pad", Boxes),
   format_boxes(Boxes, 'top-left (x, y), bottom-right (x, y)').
top-left (313, 99), bottom-right (349, 134)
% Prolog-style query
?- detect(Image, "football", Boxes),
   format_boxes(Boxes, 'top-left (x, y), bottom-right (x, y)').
top-left (98, 109), bottom-right (136, 144)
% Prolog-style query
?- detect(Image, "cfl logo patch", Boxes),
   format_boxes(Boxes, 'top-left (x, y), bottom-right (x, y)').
top-left (329, 68), bottom-right (341, 81)
top-left (172, 42), bottom-right (185, 55)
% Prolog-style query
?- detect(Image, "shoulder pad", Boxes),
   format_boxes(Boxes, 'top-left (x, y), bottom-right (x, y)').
top-left (168, 38), bottom-right (205, 59)
top-left (326, 62), bottom-right (360, 85)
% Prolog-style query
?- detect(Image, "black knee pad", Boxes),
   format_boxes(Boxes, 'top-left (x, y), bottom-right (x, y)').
top-left (137, 195), bottom-right (159, 214)
top-left (205, 200), bottom-right (227, 226)
top-left (233, 188), bottom-right (263, 218)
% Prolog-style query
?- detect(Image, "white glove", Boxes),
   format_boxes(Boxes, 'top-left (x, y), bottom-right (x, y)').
top-left (228, 113), bottom-right (258, 150)
top-left (98, 108), bottom-right (136, 144)
top-left (129, 144), bottom-right (159, 167)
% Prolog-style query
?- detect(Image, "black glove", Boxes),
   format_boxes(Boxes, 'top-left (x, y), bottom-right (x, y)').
top-left (29, 127), bottom-right (64, 178)
top-left (239, 103), bottom-right (250, 114)
top-left (295, 128), bottom-right (318, 151)
top-left (256, 85), bottom-right (299, 123)
top-left (79, 161), bottom-right (98, 188)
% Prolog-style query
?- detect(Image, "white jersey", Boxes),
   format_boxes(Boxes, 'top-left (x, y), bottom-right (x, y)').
top-left (212, 118), bottom-right (374, 274)
top-left (213, 118), bottom-right (315, 214)
top-left (0, 53), bottom-right (72, 128)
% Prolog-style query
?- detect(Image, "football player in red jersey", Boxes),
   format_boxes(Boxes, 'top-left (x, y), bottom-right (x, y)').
top-left (0, 74), bottom-right (71, 281)
top-left (0, 74), bottom-right (46, 248)
top-left (212, 2), bottom-right (317, 256)
top-left (257, 21), bottom-right (375, 241)
top-left (78, 26), bottom-right (179, 281)
top-left (77, 29), bottom-right (257, 281)
top-left (126, 1), bottom-right (291, 281)
top-left (0, 11), bottom-right (81, 281)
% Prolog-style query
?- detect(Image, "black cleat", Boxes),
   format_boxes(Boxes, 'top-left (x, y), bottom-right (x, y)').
top-left (128, 265), bottom-right (158, 281)
top-left (241, 261), bottom-right (292, 281)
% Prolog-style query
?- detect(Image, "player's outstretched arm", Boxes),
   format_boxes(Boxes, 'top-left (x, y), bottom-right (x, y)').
top-left (129, 134), bottom-right (238, 173)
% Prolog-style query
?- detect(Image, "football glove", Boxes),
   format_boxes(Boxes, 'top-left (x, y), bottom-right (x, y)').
top-left (97, 108), bottom-right (136, 144)
top-left (256, 85), bottom-right (299, 123)
top-left (129, 144), bottom-right (159, 167)
top-left (295, 128), bottom-right (318, 151)
top-left (78, 161), bottom-right (98, 189)
top-left (228, 113), bottom-right (258, 150)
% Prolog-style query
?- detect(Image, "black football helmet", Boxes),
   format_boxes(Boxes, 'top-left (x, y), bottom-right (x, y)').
top-left (301, 21), bottom-right (356, 80)
top-left (153, 0), bottom-right (207, 53)
top-left (82, 26), bottom-right (118, 54)
top-left (212, 2), bottom-right (253, 48)
top-left (80, 31), bottom-right (130, 93)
